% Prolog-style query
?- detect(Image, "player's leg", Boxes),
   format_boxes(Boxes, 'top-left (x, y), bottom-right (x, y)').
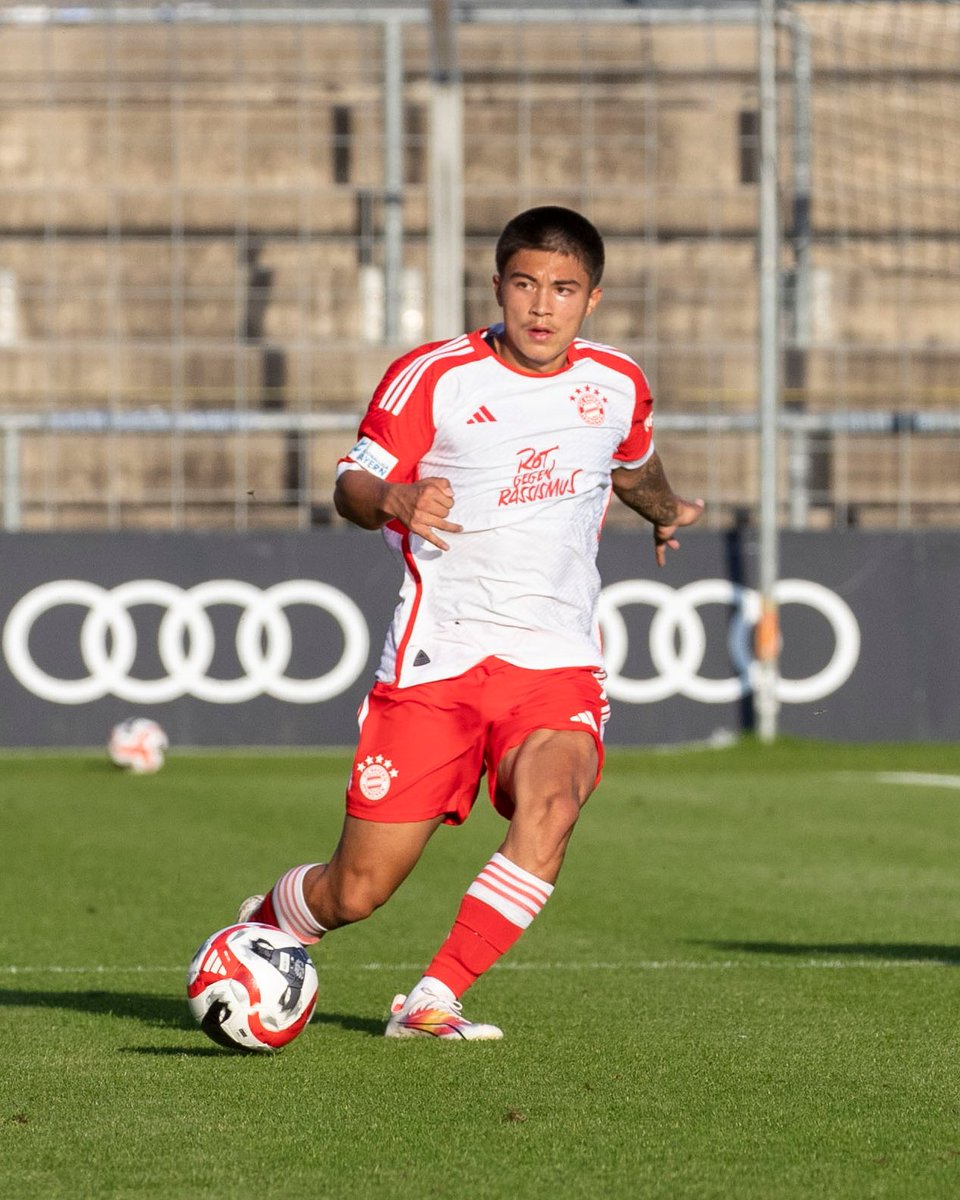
top-left (497, 726), bottom-right (598, 882)
top-left (386, 727), bottom-right (597, 1041)
top-left (309, 814), bottom-right (445, 927)
top-left (387, 664), bottom-right (605, 1040)
top-left (419, 726), bottom-right (597, 983)
top-left (242, 815), bottom-right (443, 943)
top-left (241, 814), bottom-right (442, 943)
top-left (243, 672), bottom-right (484, 945)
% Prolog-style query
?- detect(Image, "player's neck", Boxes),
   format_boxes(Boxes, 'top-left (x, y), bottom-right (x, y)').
top-left (486, 328), bottom-right (573, 377)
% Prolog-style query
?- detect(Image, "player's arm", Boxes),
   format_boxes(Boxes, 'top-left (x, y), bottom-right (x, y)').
top-left (334, 467), bottom-right (462, 552)
top-left (611, 452), bottom-right (704, 568)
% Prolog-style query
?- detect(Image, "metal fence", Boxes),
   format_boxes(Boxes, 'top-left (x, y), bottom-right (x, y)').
top-left (0, 1), bottom-right (958, 531)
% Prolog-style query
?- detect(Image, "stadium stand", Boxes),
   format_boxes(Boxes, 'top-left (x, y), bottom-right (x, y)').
top-left (0, 4), bottom-right (957, 529)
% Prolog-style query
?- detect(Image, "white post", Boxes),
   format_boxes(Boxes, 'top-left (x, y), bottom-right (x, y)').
top-left (0, 268), bottom-right (18, 347)
top-left (3, 426), bottom-right (22, 532)
top-left (790, 17), bottom-right (812, 350)
top-left (428, 0), bottom-right (464, 340)
top-left (756, 0), bottom-right (781, 742)
top-left (383, 17), bottom-right (404, 343)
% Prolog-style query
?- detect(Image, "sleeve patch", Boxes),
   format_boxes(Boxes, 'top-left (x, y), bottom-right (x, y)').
top-left (347, 436), bottom-right (399, 480)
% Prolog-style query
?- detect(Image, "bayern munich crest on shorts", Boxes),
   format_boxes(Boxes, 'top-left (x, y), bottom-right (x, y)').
top-left (356, 754), bottom-right (399, 800)
top-left (571, 385), bottom-right (607, 426)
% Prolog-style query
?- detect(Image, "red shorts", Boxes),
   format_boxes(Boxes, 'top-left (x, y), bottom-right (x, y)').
top-left (346, 657), bottom-right (609, 825)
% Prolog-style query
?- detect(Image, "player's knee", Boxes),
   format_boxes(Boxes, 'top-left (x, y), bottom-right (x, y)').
top-left (333, 882), bottom-right (385, 926)
top-left (317, 871), bottom-right (389, 927)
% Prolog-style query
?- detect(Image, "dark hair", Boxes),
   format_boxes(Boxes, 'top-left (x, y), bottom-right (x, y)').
top-left (495, 206), bottom-right (605, 288)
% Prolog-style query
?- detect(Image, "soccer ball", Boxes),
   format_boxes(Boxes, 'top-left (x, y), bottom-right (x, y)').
top-left (108, 717), bottom-right (168, 774)
top-left (186, 923), bottom-right (319, 1053)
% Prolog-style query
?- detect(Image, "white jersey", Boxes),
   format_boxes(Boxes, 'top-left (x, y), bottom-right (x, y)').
top-left (340, 325), bottom-right (655, 688)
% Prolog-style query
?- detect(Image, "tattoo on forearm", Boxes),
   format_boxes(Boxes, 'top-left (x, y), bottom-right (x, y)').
top-left (615, 454), bottom-right (679, 526)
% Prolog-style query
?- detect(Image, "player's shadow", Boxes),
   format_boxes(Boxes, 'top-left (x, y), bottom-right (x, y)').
top-left (120, 1045), bottom-right (227, 1058)
top-left (0, 987), bottom-right (195, 1029)
top-left (0, 987), bottom-right (385, 1039)
top-left (311, 1009), bottom-right (384, 1037)
top-left (696, 940), bottom-right (960, 965)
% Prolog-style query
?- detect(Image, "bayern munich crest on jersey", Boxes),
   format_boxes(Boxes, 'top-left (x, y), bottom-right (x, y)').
top-left (356, 754), bottom-right (399, 800)
top-left (571, 385), bottom-right (607, 426)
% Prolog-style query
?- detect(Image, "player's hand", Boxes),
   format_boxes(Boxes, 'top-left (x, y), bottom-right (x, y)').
top-left (653, 497), bottom-right (704, 568)
top-left (384, 476), bottom-right (462, 551)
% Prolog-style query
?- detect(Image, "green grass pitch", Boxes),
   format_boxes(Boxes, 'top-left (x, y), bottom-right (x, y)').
top-left (3, 739), bottom-right (960, 1199)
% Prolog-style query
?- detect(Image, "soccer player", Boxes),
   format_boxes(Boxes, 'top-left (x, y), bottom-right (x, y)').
top-left (240, 206), bottom-right (703, 1039)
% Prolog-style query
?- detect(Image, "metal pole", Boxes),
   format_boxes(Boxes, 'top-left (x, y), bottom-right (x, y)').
top-left (756, 0), bottom-right (781, 742)
top-left (790, 16), bottom-right (812, 350)
top-left (787, 14), bottom-right (816, 534)
top-left (428, 0), bottom-right (464, 339)
top-left (383, 17), bottom-right (404, 342)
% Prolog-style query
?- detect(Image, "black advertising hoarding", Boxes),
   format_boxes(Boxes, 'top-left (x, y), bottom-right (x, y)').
top-left (0, 529), bottom-right (956, 747)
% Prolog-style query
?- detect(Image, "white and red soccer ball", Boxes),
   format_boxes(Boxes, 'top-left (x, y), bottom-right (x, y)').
top-left (108, 717), bottom-right (169, 774)
top-left (186, 923), bottom-right (318, 1053)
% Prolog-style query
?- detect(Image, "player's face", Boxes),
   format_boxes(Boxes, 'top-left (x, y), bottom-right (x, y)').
top-left (493, 249), bottom-right (602, 374)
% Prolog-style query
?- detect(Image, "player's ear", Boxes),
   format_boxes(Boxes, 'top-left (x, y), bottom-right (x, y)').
top-left (585, 286), bottom-right (603, 316)
top-left (493, 275), bottom-right (503, 307)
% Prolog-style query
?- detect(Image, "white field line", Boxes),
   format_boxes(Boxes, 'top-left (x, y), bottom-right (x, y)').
top-left (0, 958), bottom-right (952, 977)
top-left (835, 771), bottom-right (960, 791)
top-left (868, 772), bottom-right (960, 790)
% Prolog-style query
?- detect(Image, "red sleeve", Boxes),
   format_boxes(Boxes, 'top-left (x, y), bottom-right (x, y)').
top-left (613, 371), bottom-right (654, 464)
top-left (339, 342), bottom-right (444, 483)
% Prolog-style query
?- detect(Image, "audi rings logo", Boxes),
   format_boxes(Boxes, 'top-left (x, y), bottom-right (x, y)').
top-left (598, 578), bottom-right (860, 704)
top-left (2, 579), bottom-right (370, 705)
top-left (2, 575), bottom-right (859, 710)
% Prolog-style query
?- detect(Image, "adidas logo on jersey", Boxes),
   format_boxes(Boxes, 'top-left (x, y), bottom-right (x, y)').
top-left (466, 406), bottom-right (497, 424)
top-left (569, 711), bottom-right (599, 733)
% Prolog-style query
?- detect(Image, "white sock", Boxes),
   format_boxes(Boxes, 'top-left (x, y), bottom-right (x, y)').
top-left (270, 863), bottom-right (327, 945)
top-left (409, 975), bottom-right (456, 1005)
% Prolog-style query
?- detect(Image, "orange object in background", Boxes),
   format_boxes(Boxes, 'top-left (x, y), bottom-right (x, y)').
top-left (754, 599), bottom-right (780, 664)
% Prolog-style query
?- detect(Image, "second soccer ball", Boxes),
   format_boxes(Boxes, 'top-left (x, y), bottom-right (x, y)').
top-left (108, 717), bottom-right (169, 774)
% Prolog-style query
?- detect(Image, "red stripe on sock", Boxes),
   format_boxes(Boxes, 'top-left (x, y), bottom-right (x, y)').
top-left (473, 873), bottom-right (540, 921)
top-left (483, 861), bottom-right (550, 909)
